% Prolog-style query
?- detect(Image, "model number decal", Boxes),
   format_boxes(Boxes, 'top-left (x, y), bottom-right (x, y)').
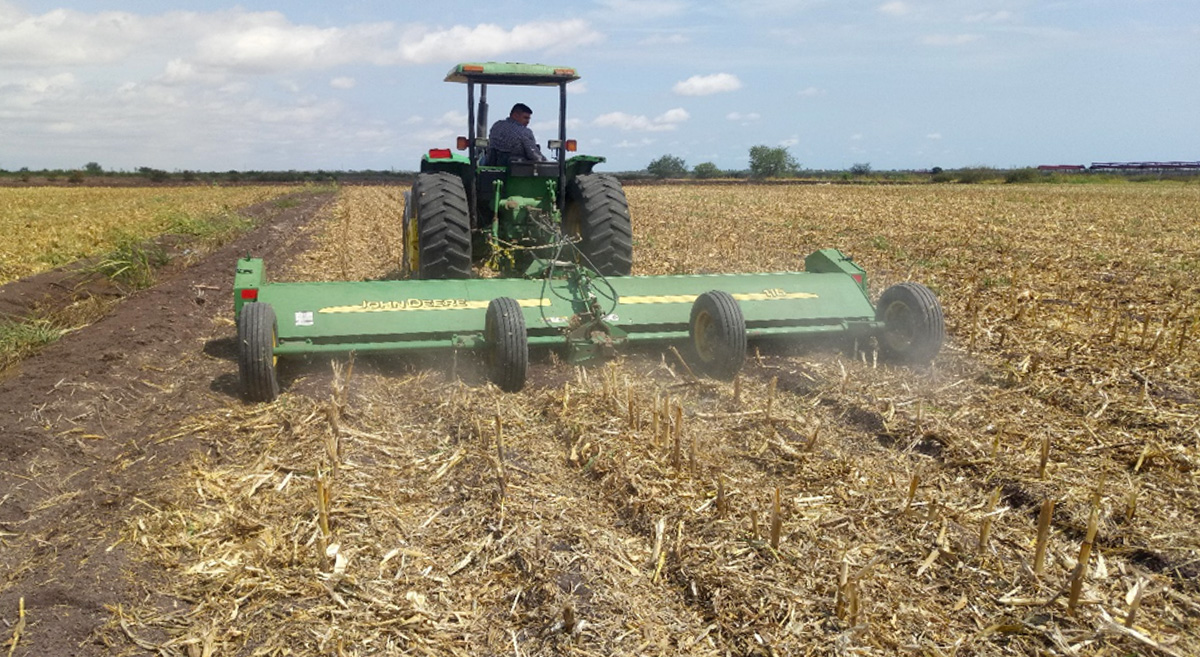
top-left (318, 298), bottom-right (549, 314)
top-left (618, 290), bottom-right (818, 305)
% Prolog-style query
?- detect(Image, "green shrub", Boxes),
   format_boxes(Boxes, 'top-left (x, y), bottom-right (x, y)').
top-left (955, 167), bottom-right (1001, 184)
top-left (692, 162), bottom-right (722, 179)
top-left (89, 236), bottom-right (170, 291)
top-left (1004, 168), bottom-right (1040, 183)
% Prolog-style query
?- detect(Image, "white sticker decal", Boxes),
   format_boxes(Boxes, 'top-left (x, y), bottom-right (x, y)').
top-left (295, 311), bottom-right (314, 326)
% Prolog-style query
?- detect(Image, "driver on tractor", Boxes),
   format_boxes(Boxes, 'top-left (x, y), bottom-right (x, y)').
top-left (485, 103), bottom-right (546, 166)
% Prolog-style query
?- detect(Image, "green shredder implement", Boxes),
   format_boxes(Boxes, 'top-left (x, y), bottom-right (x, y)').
top-left (233, 63), bottom-right (946, 402)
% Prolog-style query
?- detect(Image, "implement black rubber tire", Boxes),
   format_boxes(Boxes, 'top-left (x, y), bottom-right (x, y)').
top-left (689, 291), bottom-right (747, 380)
top-left (876, 282), bottom-right (945, 364)
top-left (238, 302), bottom-right (280, 402)
top-left (486, 297), bottom-right (528, 392)
top-left (565, 173), bottom-right (633, 276)
top-left (414, 172), bottom-right (471, 279)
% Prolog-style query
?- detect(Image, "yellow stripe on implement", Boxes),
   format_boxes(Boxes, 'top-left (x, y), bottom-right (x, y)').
top-left (619, 291), bottom-right (819, 305)
top-left (319, 298), bottom-right (551, 314)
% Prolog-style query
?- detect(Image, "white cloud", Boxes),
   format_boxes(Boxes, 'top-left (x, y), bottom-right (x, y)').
top-left (727, 112), bottom-right (761, 122)
top-left (594, 108), bottom-right (689, 132)
top-left (878, 2), bottom-right (911, 16)
top-left (920, 34), bottom-right (981, 46)
top-left (194, 14), bottom-right (394, 73)
top-left (779, 137), bottom-right (800, 147)
top-left (658, 108), bottom-right (689, 123)
top-left (926, 133), bottom-right (942, 140)
top-left (397, 20), bottom-right (602, 64)
top-left (850, 133), bottom-right (863, 141)
top-left (0, 6), bottom-right (604, 75)
top-left (20, 72), bottom-right (77, 94)
top-left (330, 77), bottom-right (356, 89)
top-left (673, 73), bottom-right (742, 96)
top-left (0, 6), bottom-right (149, 67)
top-left (798, 86), bottom-right (825, 97)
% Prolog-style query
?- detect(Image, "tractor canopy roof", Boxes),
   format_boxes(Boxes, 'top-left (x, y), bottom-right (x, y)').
top-left (445, 62), bottom-right (580, 86)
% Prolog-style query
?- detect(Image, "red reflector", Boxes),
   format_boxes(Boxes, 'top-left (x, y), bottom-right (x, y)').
top-left (428, 148), bottom-right (452, 159)
top-left (240, 289), bottom-right (258, 300)
top-left (554, 68), bottom-right (576, 76)
top-left (462, 65), bottom-right (484, 72)
top-left (565, 139), bottom-right (577, 152)
top-left (852, 274), bottom-right (863, 284)
top-left (456, 136), bottom-right (468, 150)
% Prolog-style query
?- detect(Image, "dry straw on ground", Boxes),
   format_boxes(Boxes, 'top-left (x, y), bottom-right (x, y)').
top-left (107, 183), bottom-right (1197, 655)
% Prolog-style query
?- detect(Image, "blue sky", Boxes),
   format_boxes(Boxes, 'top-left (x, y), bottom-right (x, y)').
top-left (1, 1), bottom-right (1197, 173)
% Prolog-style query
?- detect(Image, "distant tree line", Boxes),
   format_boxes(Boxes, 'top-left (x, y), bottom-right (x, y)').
top-left (638, 147), bottom-right (1200, 184)
top-left (2, 157), bottom-right (1196, 187)
top-left (0, 164), bottom-right (415, 185)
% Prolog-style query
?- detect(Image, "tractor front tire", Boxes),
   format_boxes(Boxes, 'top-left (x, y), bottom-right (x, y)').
top-left (689, 291), bottom-right (747, 380)
top-left (486, 297), bottom-right (528, 392)
top-left (238, 302), bottom-right (280, 402)
top-left (566, 174), bottom-right (633, 276)
top-left (876, 282), bottom-right (945, 364)
top-left (414, 172), bottom-right (471, 279)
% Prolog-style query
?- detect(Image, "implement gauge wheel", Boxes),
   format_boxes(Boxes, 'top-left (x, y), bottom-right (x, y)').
top-left (876, 282), bottom-right (945, 364)
top-left (486, 297), bottom-right (528, 392)
top-left (238, 302), bottom-right (280, 402)
top-left (413, 172), bottom-right (471, 279)
top-left (689, 291), bottom-right (747, 380)
top-left (565, 173), bottom-right (633, 276)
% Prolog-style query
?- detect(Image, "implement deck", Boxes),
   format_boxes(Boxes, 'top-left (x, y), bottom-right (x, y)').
top-left (234, 249), bottom-right (881, 355)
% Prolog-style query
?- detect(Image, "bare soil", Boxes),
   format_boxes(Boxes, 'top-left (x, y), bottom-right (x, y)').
top-left (0, 190), bottom-right (336, 656)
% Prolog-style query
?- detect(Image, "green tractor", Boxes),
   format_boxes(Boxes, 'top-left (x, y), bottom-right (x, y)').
top-left (404, 62), bottom-right (633, 279)
top-left (231, 62), bottom-right (947, 400)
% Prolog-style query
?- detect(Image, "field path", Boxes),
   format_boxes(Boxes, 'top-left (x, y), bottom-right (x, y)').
top-left (0, 189), bottom-right (335, 656)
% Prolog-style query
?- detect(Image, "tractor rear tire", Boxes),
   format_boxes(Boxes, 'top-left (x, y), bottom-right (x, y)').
top-left (414, 172), bottom-right (472, 279)
top-left (566, 174), bottom-right (633, 276)
top-left (401, 188), bottom-right (415, 275)
top-left (238, 302), bottom-right (280, 402)
top-left (876, 282), bottom-right (945, 364)
top-left (689, 291), bottom-right (746, 380)
top-left (486, 297), bottom-right (528, 392)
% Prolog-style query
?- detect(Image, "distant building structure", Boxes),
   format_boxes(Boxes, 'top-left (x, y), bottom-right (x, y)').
top-left (1035, 162), bottom-right (1199, 173)
top-left (1089, 161), bottom-right (1200, 171)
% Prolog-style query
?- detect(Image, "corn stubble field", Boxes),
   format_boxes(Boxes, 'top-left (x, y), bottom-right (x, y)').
top-left (14, 183), bottom-right (1200, 655)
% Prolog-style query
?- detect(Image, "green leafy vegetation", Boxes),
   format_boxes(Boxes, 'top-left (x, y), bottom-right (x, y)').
top-left (748, 145), bottom-right (799, 178)
top-left (646, 154), bottom-right (688, 179)
top-left (87, 233), bottom-right (170, 291)
top-left (0, 318), bottom-right (63, 369)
